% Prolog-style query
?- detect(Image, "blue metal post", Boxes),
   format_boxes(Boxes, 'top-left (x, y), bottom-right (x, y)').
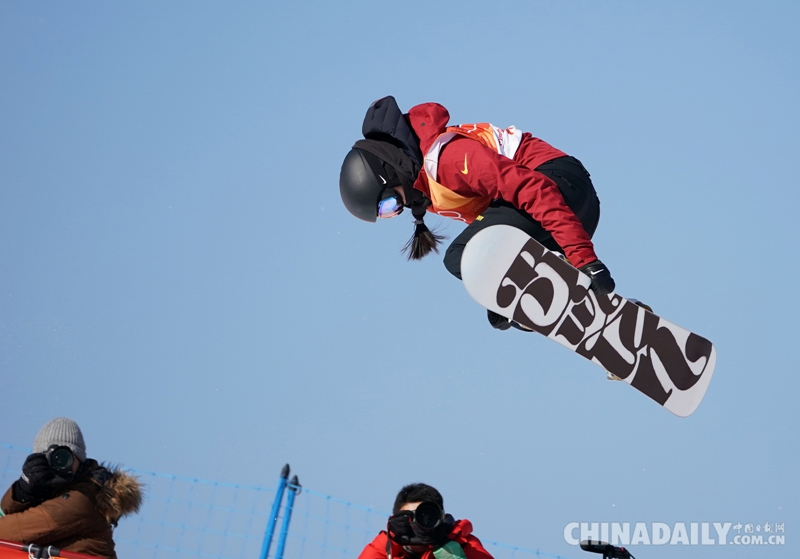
top-left (259, 464), bottom-right (290, 559)
top-left (275, 475), bottom-right (301, 559)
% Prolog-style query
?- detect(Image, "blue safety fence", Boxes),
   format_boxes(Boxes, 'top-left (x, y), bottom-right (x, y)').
top-left (0, 444), bottom-right (575, 559)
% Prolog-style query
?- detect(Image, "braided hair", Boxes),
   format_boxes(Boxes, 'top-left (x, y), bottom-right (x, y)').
top-left (402, 196), bottom-right (446, 260)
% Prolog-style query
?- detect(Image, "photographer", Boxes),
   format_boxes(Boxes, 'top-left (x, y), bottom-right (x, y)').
top-left (358, 483), bottom-right (494, 559)
top-left (0, 418), bottom-right (143, 559)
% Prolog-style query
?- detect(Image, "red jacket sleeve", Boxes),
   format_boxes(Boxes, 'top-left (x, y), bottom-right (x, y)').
top-left (446, 520), bottom-right (494, 559)
top-left (358, 532), bottom-right (390, 559)
top-left (438, 137), bottom-right (598, 268)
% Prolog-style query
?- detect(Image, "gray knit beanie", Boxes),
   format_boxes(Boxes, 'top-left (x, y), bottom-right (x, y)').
top-left (32, 417), bottom-right (87, 462)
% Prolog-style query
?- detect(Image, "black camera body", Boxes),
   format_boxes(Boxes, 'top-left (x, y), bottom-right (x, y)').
top-left (44, 445), bottom-right (75, 474)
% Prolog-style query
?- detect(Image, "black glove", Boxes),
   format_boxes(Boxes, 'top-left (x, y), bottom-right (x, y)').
top-left (387, 511), bottom-right (416, 545)
top-left (579, 260), bottom-right (615, 296)
top-left (413, 515), bottom-right (454, 547)
top-left (14, 453), bottom-right (57, 502)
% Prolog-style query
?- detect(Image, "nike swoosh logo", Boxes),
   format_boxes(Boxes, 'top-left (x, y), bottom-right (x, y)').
top-left (461, 154), bottom-right (468, 175)
top-left (590, 269), bottom-right (604, 276)
top-left (379, 175), bottom-right (387, 184)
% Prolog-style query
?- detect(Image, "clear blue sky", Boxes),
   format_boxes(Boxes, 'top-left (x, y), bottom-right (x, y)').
top-left (1, 1), bottom-right (798, 558)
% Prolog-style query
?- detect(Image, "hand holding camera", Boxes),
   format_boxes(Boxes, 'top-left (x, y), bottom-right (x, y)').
top-left (387, 501), bottom-right (452, 547)
top-left (16, 453), bottom-right (56, 502)
top-left (15, 446), bottom-right (76, 503)
top-left (387, 511), bottom-right (417, 544)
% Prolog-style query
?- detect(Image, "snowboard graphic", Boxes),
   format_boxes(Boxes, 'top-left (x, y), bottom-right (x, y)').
top-left (461, 225), bottom-right (715, 417)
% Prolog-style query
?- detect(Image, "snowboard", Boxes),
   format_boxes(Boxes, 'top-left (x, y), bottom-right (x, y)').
top-left (461, 225), bottom-right (715, 417)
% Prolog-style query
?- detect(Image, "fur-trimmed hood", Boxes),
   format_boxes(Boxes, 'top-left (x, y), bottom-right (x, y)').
top-left (91, 463), bottom-right (144, 526)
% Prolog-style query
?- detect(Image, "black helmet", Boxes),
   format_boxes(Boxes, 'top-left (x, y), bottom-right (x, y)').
top-left (339, 148), bottom-right (398, 222)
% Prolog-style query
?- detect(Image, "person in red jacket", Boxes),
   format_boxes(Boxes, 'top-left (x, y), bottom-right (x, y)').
top-left (358, 483), bottom-right (493, 559)
top-left (339, 96), bottom-right (615, 331)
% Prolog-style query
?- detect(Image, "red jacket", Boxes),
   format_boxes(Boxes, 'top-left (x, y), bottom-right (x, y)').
top-left (407, 103), bottom-right (598, 268)
top-left (358, 520), bottom-right (494, 559)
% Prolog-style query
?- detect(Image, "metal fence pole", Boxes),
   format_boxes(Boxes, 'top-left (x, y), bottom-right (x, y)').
top-left (259, 464), bottom-right (290, 559)
top-left (275, 476), bottom-right (301, 559)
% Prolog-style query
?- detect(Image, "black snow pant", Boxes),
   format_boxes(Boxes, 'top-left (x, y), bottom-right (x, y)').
top-left (443, 156), bottom-right (601, 280)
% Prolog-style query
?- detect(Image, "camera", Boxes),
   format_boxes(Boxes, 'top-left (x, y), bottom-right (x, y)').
top-left (411, 501), bottom-right (444, 533)
top-left (44, 445), bottom-right (75, 474)
top-left (387, 501), bottom-right (450, 546)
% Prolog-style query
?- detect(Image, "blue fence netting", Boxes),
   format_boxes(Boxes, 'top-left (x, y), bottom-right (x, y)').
top-left (0, 444), bottom-right (575, 559)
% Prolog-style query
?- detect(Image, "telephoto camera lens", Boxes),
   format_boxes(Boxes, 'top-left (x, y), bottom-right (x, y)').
top-left (46, 445), bottom-right (74, 473)
top-left (413, 501), bottom-right (443, 530)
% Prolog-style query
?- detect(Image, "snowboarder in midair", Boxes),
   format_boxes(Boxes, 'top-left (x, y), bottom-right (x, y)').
top-left (339, 96), bottom-right (615, 330)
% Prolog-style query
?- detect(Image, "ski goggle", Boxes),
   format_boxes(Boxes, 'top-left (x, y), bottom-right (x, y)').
top-left (377, 189), bottom-right (404, 219)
